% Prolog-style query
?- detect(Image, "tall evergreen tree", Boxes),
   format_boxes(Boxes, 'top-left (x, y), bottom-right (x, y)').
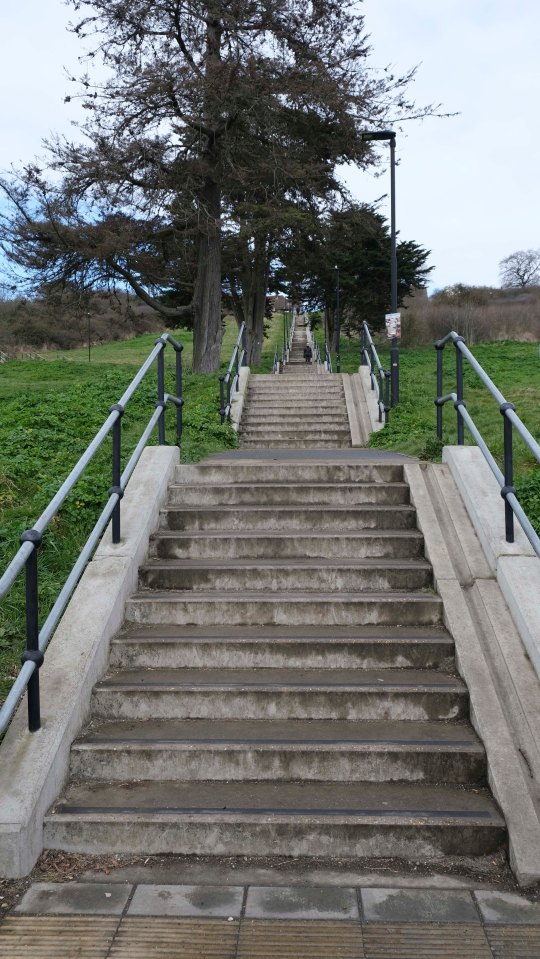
top-left (0, 1), bottom-right (430, 370)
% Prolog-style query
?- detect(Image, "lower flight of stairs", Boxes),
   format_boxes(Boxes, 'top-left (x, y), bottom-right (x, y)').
top-left (240, 325), bottom-right (351, 449)
top-left (44, 457), bottom-right (506, 864)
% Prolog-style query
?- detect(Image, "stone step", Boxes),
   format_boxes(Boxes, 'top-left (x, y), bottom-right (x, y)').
top-left (139, 559), bottom-right (433, 593)
top-left (44, 781), bottom-right (506, 860)
top-left (149, 529), bottom-right (425, 561)
top-left (92, 666), bottom-right (464, 721)
top-left (165, 482), bottom-right (410, 507)
top-left (160, 504), bottom-right (418, 531)
top-left (124, 590), bottom-right (442, 627)
top-left (173, 462), bottom-right (406, 484)
top-left (109, 625), bottom-right (455, 671)
top-left (241, 415), bottom-right (350, 426)
top-left (240, 427), bottom-right (351, 439)
top-left (70, 719), bottom-right (486, 784)
top-left (243, 407), bottom-right (348, 416)
top-left (240, 439), bottom-right (353, 449)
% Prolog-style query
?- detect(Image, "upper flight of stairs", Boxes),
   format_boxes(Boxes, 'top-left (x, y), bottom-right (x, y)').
top-left (44, 455), bottom-right (506, 864)
top-left (240, 324), bottom-right (351, 449)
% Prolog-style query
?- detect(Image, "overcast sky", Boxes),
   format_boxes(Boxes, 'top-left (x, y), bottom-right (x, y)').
top-left (1, 0), bottom-right (539, 292)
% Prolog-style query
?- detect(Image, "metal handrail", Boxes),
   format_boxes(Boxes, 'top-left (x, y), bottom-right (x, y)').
top-left (219, 322), bottom-right (247, 422)
top-left (0, 332), bottom-right (184, 736)
top-left (324, 342), bottom-right (333, 374)
top-left (286, 315), bottom-right (296, 362)
top-left (272, 346), bottom-right (279, 374)
top-left (435, 331), bottom-right (540, 556)
top-left (360, 322), bottom-right (390, 424)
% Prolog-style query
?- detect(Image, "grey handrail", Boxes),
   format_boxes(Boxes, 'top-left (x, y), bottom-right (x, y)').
top-left (0, 332), bottom-right (184, 736)
top-left (219, 322), bottom-right (247, 422)
top-left (435, 331), bottom-right (540, 557)
top-left (360, 322), bottom-right (390, 424)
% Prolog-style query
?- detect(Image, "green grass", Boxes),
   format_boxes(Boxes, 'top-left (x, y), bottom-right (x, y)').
top-left (0, 314), bottom-right (286, 705)
top-left (318, 331), bottom-right (540, 534)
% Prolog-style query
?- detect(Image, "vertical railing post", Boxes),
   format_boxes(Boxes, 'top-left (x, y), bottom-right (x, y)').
top-left (378, 369), bottom-right (383, 423)
top-left (20, 529), bottom-right (43, 732)
top-left (501, 402), bottom-right (516, 543)
top-left (384, 372), bottom-right (391, 424)
top-left (435, 342), bottom-right (444, 440)
top-left (219, 375), bottom-right (226, 424)
top-left (109, 404), bottom-right (124, 544)
top-left (360, 325), bottom-right (366, 365)
top-left (175, 344), bottom-right (184, 446)
top-left (241, 323), bottom-right (247, 365)
top-left (455, 338), bottom-right (465, 445)
top-left (157, 346), bottom-right (166, 446)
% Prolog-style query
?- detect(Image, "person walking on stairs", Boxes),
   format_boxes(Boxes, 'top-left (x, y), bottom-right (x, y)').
top-left (303, 343), bottom-right (313, 364)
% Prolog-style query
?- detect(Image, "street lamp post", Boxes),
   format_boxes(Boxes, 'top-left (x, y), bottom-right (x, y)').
top-left (335, 264), bottom-right (341, 373)
top-left (360, 130), bottom-right (399, 406)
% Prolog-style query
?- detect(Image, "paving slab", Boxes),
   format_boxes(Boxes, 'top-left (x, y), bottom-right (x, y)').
top-left (475, 890), bottom-right (540, 925)
top-left (14, 880), bottom-right (131, 915)
top-left (361, 887), bottom-right (479, 923)
top-left (245, 884), bottom-right (359, 919)
top-left (128, 883), bottom-right (244, 917)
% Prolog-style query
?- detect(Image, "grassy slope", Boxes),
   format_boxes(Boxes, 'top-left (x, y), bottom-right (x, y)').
top-left (326, 334), bottom-right (540, 530)
top-left (0, 317), bottom-right (280, 702)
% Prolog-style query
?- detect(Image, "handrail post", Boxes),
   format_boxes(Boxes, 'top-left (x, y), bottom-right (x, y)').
top-left (109, 404), bottom-right (124, 544)
top-left (501, 402), bottom-right (516, 543)
top-left (384, 373), bottom-right (391, 424)
top-left (241, 324), bottom-right (247, 364)
top-left (360, 325), bottom-right (366, 365)
top-left (20, 529), bottom-right (43, 732)
top-left (157, 347), bottom-right (166, 445)
top-left (435, 342), bottom-right (444, 440)
top-left (455, 339), bottom-right (465, 445)
top-left (378, 369), bottom-right (383, 423)
top-left (219, 375), bottom-right (226, 424)
top-left (175, 344), bottom-right (183, 446)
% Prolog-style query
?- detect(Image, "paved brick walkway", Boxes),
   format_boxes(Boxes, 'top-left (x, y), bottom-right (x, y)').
top-left (2, 882), bottom-right (540, 957)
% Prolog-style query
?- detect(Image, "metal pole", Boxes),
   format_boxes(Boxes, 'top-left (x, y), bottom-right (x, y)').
top-left (389, 133), bottom-right (399, 406)
top-left (157, 348), bottom-right (166, 445)
top-left (335, 266), bottom-right (341, 373)
top-left (87, 313), bottom-right (91, 363)
top-left (219, 375), bottom-right (226, 424)
top-left (109, 405), bottom-right (124, 543)
top-left (501, 403), bottom-right (516, 543)
top-left (436, 343), bottom-right (444, 440)
top-left (175, 345), bottom-right (183, 445)
top-left (20, 529), bottom-right (43, 732)
top-left (456, 345), bottom-right (465, 445)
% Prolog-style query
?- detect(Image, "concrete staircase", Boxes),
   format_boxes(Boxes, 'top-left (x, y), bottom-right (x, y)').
top-left (44, 454), bottom-right (506, 864)
top-left (240, 324), bottom-right (351, 449)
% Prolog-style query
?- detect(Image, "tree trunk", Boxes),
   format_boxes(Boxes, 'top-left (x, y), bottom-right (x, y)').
top-left (191, 12), bottom-right (224, 374)
top-left (192, 177), bottom-right (222, 373)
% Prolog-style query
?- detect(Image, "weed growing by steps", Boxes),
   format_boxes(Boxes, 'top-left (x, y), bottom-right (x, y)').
top-left (0, 358), bottom-right (237, 704)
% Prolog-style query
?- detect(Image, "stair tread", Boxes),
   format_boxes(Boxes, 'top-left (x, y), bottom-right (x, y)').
top-left (151, 530), bottom-right (423, 540)
top-left (113, 623), bottom-right (452, 642)
top-left (162, 504), bottom-right (416, 513)
top-left (48, 780), bottom-right (504, 824)
top-left (141, 559), bottom-right (431, 571)
top-left (129, 589), bottom-right (439, 601)
top-left (98, 667), bottom-right (462, 690)
top-left (75, 718), bottom-right (483, 750)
